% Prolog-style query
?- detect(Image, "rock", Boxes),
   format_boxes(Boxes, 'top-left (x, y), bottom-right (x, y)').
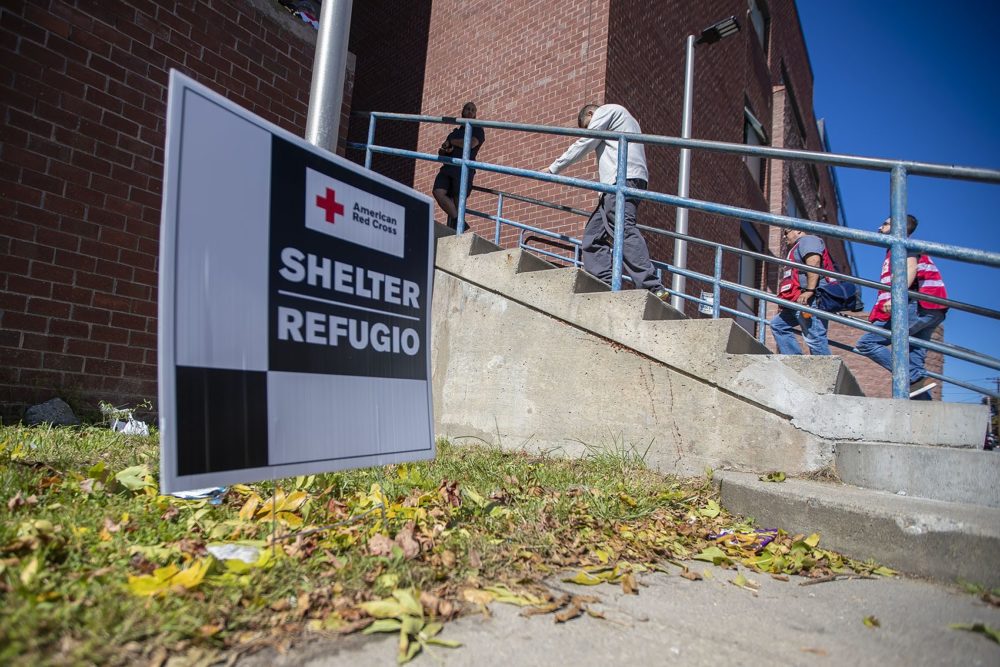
top-left (24, 398), bottom-right (80, 426)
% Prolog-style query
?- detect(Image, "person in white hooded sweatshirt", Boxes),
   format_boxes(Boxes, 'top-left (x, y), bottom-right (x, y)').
top-left (545, 103), bottom-right (667, 296)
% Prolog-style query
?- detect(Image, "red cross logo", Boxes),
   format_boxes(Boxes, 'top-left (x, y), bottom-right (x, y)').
top-left (315, 187), bottom-right (344, 224)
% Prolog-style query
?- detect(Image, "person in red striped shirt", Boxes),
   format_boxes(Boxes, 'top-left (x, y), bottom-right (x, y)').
top-left (853, 214), bottom-right (948, 399)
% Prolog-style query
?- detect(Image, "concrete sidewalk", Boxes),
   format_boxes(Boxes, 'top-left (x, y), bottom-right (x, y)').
top-left (236, 563), bottom-right (1000, 667)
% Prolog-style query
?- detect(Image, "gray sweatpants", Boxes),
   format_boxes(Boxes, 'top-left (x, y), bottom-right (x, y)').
top-left (581, 179), bottom-right (662, 291)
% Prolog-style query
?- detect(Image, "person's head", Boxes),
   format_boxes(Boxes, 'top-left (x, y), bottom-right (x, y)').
top-left (782, 227), bottom-right (805, 245)
top-left (878, 214), bottom-right (918, 235)
top-left (577, 103), bottom-right (599, 128)
top-left (461, 102), bottom-right (477, 119)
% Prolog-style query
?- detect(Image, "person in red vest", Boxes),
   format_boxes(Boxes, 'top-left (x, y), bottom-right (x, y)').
top-left (770, 228), bottom-right (833, 355)
top-left (853, 214), bottom-right (948, 399)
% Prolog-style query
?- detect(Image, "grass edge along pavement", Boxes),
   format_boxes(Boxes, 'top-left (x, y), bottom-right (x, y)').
top-left (1, 424), bottom-right (907, 665)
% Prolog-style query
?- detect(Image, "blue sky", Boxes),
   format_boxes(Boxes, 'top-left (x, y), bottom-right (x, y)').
top-left (796, 0), bottom-right (1000, 402)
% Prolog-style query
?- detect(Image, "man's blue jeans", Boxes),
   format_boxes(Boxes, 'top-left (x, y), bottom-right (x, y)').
top-left (770, 307), bottom-right (830, 355)
top-left (854, 301), bottom-right (946, 396)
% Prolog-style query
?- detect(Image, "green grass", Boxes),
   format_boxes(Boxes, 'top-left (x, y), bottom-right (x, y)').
top-left (0, 425), bottom-right (884, 666)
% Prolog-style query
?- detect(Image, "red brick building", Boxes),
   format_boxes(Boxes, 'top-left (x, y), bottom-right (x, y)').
top-left (0, 0), bottom-right (939, 420)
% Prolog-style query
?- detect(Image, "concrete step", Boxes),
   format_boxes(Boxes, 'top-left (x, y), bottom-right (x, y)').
top-left (776, 355), bottom-right (864, 397)
top-left (430, 229), bottom-right (990, 471)
top-left (836, 442), bottom-right (1000, 507)
top-left (716, 470), bottom-right (1000, 587)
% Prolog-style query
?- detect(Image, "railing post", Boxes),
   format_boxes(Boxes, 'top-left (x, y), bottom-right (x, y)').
top-left (611, 138), bottom-right (628, 291)
top-left (712, 246), bottom-right (722, 318)
top-left (364, 115), bottom-right (376, 170)
top-left (757, 297), bottom-right (767, 344)
top-left (889, 164), bottom-right (910, 399)
top-left (456, 122), bottom-right (473, 234)
top-left (670, 33), bottom-right (697, 314)
top-left (494, 193), bottom-right (504, 245)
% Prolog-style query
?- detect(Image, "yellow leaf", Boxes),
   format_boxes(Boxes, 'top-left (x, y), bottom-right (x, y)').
top-left (461, 588), bottom-right (495, 605)
top-left (804, 533), bottom-right (821, 548)
top-left (699, 499), bottom-right (721, 518)
top-left (360, 598), bottom-right (406, 619)
top-left (562, 571), bottom-right (605, 586)
top-left (126, 559), bottom-right (209, 597)
top-left (171, 558), bottom-right (211, 589)
top-left (863, 615), bottom-right (880, 628)
top-left (392, 588), bottom-right (423, 618)
top-left (128, 564), bottom-right (179, 597)
top-left (239, 495), bottom-right (261, 521)
top-left (276, 511), bottom-right (303, 528)
top-left (281, 490), bottom-right (308, 512)
top-left (363, 618), bottom-right (403, 634)
top-left (483, 584), bottom-right (547, 606)
top-left (399, 614), bottom-right (422, 636)
top-left (19, 556), bottom-right (39, 586)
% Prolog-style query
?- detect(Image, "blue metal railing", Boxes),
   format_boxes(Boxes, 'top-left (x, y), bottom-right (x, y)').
top-left (350, 112), bottom-right (1000, 400)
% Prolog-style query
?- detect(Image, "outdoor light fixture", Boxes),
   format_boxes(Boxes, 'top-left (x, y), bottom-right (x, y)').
top-left (670, 15), bottom-right (742, 313)
top-left (696, 16), bottom-right (740, 45)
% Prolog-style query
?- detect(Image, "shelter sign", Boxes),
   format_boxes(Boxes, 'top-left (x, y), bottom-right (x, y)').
top-left (158, 71), bottom-right (435, 494)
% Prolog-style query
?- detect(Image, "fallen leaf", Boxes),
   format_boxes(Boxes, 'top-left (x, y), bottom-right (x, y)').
top-left (863, 615), bottom-right (880, 628)
top-left (359, 598), bottom-right (405, 619)
top-left (801, 647), bottom-right (828, 656)
top-left (115, 465), bottom-right (152, 491)
top-left (554, 603), bottom-right (583, 623)
top-left (621, 573), bottom-right (638, 595)
top-left (440, 550), bottom-right (456, 568)
top-left (368, 534), bottom-right (394, 557)
top-left (19, 556), bottom-right (39, 586)
top-left (759, 471), bottom-right (786, 483)
top-left (7, 492), bottom-right (24, 511)
top-left (949, 623), bottom-right (1000, 644)
top-left (771, 574), bottom-right (790, 582)
top-left (563, 571), bottom-right (604, 586)
top-left (394, 523), bottom-right (420, 560)
top-left (468, 548), bottom-right (482, 570)
top-left (679, 570), bottom-right (702, 581)
top-left (461, 588), bottom-right (494, 606)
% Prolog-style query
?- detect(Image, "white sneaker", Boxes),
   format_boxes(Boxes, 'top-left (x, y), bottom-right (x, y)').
top-left (909, 378), bottom-right (937, 398)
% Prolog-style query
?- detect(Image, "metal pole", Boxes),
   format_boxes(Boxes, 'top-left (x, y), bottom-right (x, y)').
top-left (757, 297), bottom-right (767, 344)
top-left (670, 34), bottom-right (696, 312)
top-left (889, 165), bottom-right (910, 399)
top-left (305, 0), bottom-right (354, 152)
top-left (712, 245), bottom-right (722, 318)
top-left (611, 138), bottom-right (628, 291)
top-left (456, 122), bottom-right (473, 234)
top-left (364, 114), bottom-right (375, 169)
top-left (494, 193), bottom-right (504, 244)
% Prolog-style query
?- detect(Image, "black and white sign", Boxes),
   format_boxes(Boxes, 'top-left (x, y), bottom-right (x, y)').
top-left (158, 71), bottom-right (435, 494)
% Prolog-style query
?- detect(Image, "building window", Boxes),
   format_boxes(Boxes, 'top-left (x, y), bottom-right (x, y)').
top-left (748, 0), bottom-right (770, 53)
top-left (786, 183), bottom-right (806, 221)
top-left (744, 106), bottom-right (768, 189)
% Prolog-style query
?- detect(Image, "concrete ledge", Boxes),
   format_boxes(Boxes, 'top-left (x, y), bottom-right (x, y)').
top-left (836, 442), bottom-right (1000, 508)
top-left (777, 355), bottom-right (864, 396)
top-left (717, 470), bottom-right (1000, 587)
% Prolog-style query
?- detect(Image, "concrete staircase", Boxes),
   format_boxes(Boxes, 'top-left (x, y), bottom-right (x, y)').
top-left (430, 227), bottom-right (999, 586)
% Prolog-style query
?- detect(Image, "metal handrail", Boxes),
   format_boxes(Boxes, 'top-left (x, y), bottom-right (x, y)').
top-left (457, 189), bottom-right (1000, 388)
top-left (349, 111), bottom-right (1000, 400)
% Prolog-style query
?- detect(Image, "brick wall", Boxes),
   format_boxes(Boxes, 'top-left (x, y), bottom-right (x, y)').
top-left (608, 0), bottom-right (772, 313)
top-left (344, 0), bottom-right (432, 186)
top-left (0, 0), bottom-right (320, 421)
top-left (413, 0), bottom-right (611, 250)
